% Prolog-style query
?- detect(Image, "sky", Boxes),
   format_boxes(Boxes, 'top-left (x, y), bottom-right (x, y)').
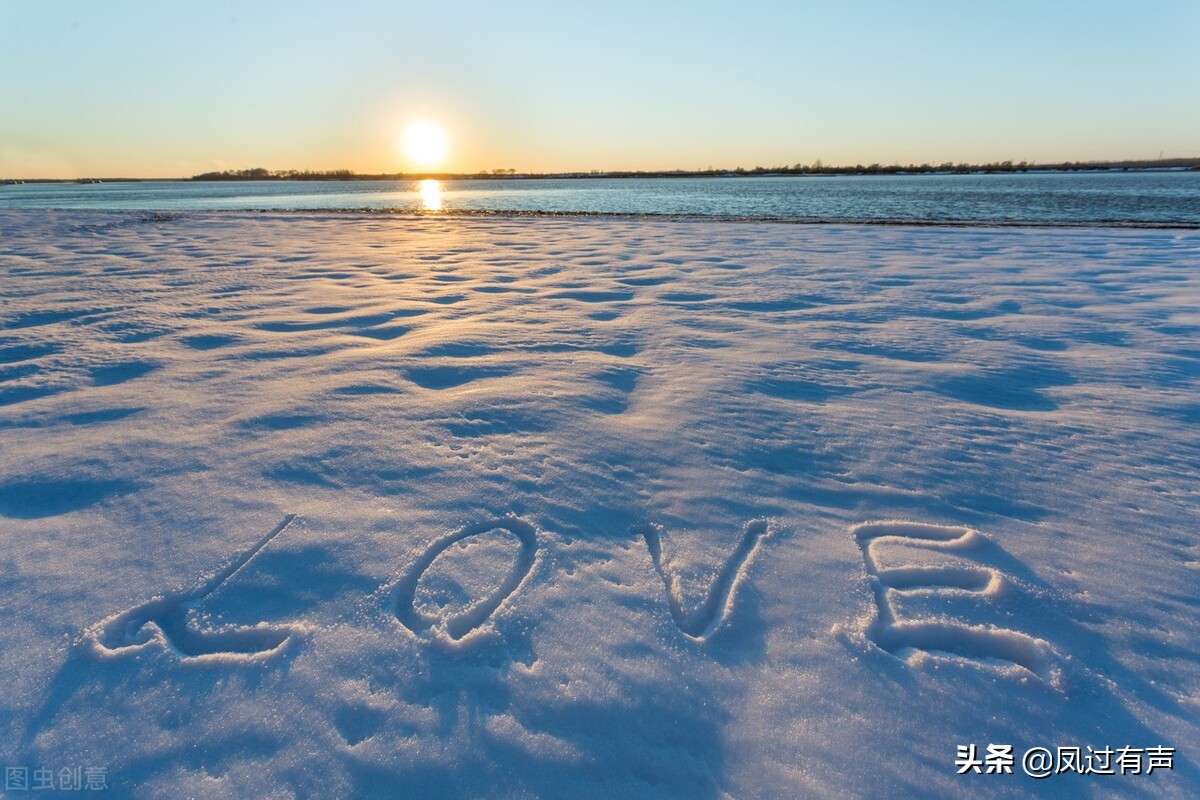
top-left (1, 0), bottom-right (1198, 178)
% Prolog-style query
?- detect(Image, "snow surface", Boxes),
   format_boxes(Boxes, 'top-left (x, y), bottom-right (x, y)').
top-left (1, 209), bottom-right (1198, 798)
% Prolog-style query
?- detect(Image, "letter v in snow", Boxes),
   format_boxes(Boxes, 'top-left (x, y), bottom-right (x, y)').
top-left (634, 519), bottom-right (772, 641)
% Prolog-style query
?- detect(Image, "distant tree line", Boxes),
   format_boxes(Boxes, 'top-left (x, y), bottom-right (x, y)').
top-left (188, 158), bottom-right (1199, 182)
top-left (591, 157), bottom-right (1200, 177)
top-left (191, 168), bottom-right (356, 181)
top-left (738, 157), bottom-right (1200, 176)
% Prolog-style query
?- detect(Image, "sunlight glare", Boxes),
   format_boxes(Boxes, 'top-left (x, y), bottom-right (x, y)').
top-left (419, 179), bottom-right (442, 211)
top-left (403, 120), bottom-right (449, 169)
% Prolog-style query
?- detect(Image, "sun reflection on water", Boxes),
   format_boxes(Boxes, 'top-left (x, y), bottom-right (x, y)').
top-left (418, 179), bottom-right (442, 211)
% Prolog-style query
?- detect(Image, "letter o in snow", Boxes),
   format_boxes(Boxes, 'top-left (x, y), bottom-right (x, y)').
top-left (393, 517), bottom-right (537, 640)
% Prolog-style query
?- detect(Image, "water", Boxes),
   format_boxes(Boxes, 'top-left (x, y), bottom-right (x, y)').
top-left (2, 172), bottom-right (1197, 225)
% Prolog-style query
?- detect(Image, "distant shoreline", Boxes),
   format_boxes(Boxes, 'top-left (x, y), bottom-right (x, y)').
top-left (4, 158), bottom-right (1197, 184)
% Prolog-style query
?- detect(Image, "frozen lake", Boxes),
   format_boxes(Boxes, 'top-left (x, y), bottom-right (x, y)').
top-left (2, 172), bottom-right (1198, 225)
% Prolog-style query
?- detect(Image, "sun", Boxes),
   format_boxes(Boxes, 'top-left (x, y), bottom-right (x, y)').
top-left (402, 120), bottom-right (449, 169)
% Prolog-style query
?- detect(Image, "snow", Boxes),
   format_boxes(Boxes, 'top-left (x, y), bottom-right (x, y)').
top-left (1, 209), bottom-right (1197, 797)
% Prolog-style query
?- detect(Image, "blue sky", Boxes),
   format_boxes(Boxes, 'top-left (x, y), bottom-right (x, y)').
top-left (2, 0), bottom-right (1197, 177)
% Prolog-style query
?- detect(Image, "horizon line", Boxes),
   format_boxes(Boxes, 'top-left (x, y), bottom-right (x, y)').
top-left (5, 156), bottom-right (1199, 183)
